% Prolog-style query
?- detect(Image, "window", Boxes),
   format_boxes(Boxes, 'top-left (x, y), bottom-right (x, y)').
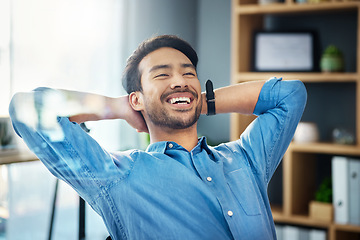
top-left (0, 0), bottom-right (11, 116)
top-left (1, 0), bottom-right (130, 238)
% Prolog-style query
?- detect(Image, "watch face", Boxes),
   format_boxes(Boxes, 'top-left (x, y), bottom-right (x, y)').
top-left (206, 80), bottom-right (214, 99)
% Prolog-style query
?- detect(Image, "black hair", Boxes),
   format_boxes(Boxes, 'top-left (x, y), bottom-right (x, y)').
top-left (122, 35), bottom-right (198, 94)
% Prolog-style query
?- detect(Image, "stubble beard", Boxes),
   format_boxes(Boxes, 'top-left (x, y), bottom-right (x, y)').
top-left (144, 97), bottom-right (202, 130)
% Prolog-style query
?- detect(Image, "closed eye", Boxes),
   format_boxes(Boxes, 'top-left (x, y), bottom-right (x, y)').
top-left (184, 72), bottom-right (196, 76)
top-left (155, 73), bottom-right (169, 78)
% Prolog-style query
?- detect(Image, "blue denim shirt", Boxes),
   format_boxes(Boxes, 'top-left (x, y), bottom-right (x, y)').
top-left (9, 77), bottom-right (307, 240)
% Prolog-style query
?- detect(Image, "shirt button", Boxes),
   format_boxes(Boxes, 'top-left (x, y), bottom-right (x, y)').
top-left (206, 177), bottom-right (212, 182)
top-left (227, 210), bottom-right (234, 217)
top-left (168, 143), bottom-right (173, 148)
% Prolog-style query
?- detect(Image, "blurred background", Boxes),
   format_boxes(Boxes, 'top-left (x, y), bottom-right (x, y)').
top-left (2, 0), bottom-right (358, 239)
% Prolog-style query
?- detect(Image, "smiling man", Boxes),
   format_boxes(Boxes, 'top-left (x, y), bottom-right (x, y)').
top-left (129, 46), bottom-right (203, 151)
top-left (9, 35), bottom-right (307, 239)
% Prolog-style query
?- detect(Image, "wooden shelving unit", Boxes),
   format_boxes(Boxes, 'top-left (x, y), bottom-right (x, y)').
top-left (231, 0), bottom-right (360, 239)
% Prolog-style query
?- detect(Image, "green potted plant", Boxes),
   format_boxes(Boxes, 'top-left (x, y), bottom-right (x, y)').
top-left (320, 45), bottom-right (344, 72)
top-left (309, 177), bottom-right (333, 222)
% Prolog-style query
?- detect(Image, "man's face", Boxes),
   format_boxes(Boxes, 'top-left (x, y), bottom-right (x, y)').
top-left (136, 47), bottom-right (202, 130)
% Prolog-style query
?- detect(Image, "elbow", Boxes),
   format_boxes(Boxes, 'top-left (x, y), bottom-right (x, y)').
top-left (9, 92), bottom-right (22, 120)
top-left (285, 80), bottom-right (308, 114)
top-left (9, 88), bottom-right (49, 121)
top-left (8, 91), bottom-right (37, 127)
top-left (8, 92), bottom-right (28, 138)
top-left (293, 80), bottom-right (307, 106)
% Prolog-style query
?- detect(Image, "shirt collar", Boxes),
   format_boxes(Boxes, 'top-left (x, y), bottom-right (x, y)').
top-left (198, 137), bottom-right (217, 162)
top-left (146, 141), bottom-right (168, 153)
top-left (145, 136), bottom-right (213, 156)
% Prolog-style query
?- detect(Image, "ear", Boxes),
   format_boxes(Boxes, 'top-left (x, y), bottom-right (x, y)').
top-left (129, 91), bottom-right (144, 111)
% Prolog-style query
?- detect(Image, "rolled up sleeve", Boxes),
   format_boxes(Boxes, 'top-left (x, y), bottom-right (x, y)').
top-left (239, 77), bottom-right (307, 183)
top-left (8, 90), bottom-right (132, 205)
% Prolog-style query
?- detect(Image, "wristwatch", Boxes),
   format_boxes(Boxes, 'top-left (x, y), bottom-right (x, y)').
top-left (205, 79), bottom-right (216, 116)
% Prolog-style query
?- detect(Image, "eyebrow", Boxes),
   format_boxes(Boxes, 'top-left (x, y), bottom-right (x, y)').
top-left (181, 63), bottom-right (195, 69)
top-left (149, 64), bottom-right (171, 73)
top-left (149, 63), bottom-right (195, 73)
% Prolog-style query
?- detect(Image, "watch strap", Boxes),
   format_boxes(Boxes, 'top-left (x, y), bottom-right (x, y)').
top-left (205, 79), bottom-right (216, 116)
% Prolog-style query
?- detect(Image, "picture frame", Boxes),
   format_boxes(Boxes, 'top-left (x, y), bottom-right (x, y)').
top-left (252, 31), bottom-right (315, 72)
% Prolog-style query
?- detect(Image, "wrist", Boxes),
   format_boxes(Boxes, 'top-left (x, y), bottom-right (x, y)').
top-left (201, 93), bottom-right (207, 115)
top-left (107, 96), bottom-right (127, 120)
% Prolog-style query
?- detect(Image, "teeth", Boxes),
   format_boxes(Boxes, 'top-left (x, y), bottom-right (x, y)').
top-left (169, 97), bottom-right (191, 104)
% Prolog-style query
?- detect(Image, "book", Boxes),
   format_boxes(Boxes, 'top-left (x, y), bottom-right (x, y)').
top-left (299, 227), bottom-right (309, 240)
top-left (283, 225), bottom-right (300, 240)
top-left (275, 224), bottom-right (283, 240)
top-left (332, 156), bottom-right (349, 224)
top-left (349, 158), bottom-right (360, 226)
top-left (309, 229), bottom-right (326, 240)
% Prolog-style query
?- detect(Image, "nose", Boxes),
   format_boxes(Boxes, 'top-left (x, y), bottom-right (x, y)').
top-left (170, 74), bottom-right (188, 89)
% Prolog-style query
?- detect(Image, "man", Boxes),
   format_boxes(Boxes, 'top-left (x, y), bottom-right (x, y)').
top-left (9, 35), bottom-right (307, 239)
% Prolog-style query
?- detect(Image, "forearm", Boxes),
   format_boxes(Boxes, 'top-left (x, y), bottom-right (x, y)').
top-left (52, 91), bottom-right (147, 132)
top-left (10, 88), bottom-right (125, 127)
top-left (201, 80), bottom-right (266, 115)
top-left (61, 90), bottom-right (126, 123)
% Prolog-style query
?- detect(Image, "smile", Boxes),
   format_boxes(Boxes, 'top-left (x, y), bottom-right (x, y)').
top-left (168, 97), bottom-right (191, 105)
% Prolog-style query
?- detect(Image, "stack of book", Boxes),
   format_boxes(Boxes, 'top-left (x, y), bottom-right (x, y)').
top-left (275, 225), bottom-right (326, 240)
top-left (332, 156), bottom-right (360, 226)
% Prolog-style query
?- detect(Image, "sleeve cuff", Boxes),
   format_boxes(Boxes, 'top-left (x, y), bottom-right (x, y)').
top-left (253, 77), bottom-right (282, 116)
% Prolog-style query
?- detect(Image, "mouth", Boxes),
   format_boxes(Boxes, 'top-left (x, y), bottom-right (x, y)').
top-left (162, 91), bottom-right (196, 108)
top-left (168, 96), bottom-right (191, 105)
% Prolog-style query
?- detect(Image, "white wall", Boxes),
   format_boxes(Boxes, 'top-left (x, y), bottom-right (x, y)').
top-left (124, 0), bottom-right (198, 57)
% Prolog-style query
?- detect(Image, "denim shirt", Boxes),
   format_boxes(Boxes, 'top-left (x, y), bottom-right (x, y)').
top-left (9, 77), bottom-right (307, 240)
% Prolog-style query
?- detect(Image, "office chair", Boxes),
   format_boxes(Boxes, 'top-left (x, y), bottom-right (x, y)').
top-left (48, 178), bottom-right (86, 240)
top-left (48, 123), bottom-right (88, 240)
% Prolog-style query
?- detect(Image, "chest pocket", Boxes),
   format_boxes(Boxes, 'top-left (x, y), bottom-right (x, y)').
top-left (226, 168), bottom-right (262, 216)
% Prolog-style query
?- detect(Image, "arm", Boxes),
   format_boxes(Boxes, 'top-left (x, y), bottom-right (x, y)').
top-left (221, 77), bottom-right (307, 182)
top-left (9, 88), bottom-right (142, 202)
top-left (201, 80), bottom-right (266, 115)
top-left (10, 88), bottom-right (148, 134)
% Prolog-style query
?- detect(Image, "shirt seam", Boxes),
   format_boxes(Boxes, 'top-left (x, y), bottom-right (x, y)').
top-left (91, 155), bottom-right (136, 202)
top-left (265, 98), bottom-right (288, 183)
top-left (62, 137), bottom-right (131, 239)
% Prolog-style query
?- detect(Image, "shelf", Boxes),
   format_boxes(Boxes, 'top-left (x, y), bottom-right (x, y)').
top-left (235, 1), bottom-right (359, 15)
top-left (274, 213), bottom-right (360, 232)
top-left (288, 142), bottom-right (360, 156)
top-left (0, 150), bottom-right (38, 165)
top-left (271, 206), bottom-right (326, 228)
top-left (234, 72), bottom-right (359, 83)
top-left (272, 206), bottom-right (360, 231)
top-left (333, 224), bottom-right (360, 233)
top-left (274, 213), bottom-right (330, 228)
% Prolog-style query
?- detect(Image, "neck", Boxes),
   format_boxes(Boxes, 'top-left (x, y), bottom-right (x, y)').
top-left (148, 124), bottom-right (199, 152)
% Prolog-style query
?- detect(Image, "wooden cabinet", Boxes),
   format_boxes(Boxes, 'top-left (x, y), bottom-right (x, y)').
top-left (230, 0), bottom-right (360, 239)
